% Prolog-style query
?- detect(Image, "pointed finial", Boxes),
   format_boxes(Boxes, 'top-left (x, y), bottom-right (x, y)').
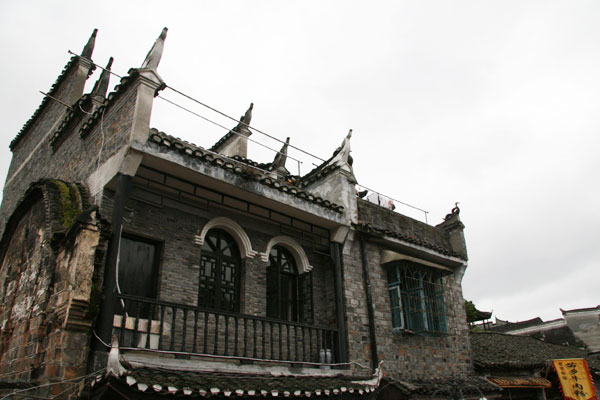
top-left (141, 27), bottom-right (168, 70)
top-left (106, 334), bottom-right (127, 377)
top-left (81, 28), bottom-right (98, 59)
top-left (240, 103), bottom-right (254, 126)
top-left (91, 57), bottom-right (113, 98)
top-left (272, 137), bottom-right (290, 170)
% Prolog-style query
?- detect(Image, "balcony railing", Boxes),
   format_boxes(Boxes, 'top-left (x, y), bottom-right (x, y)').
top-left (113, 294), bottom-right (339, 365)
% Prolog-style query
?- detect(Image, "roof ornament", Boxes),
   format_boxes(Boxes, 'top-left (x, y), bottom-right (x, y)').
top-left (271, 137), bottom-right (290, 172)
top-left (141, 27), bottom-right (168, 70)
top-left (81, 28), bottom-right (98, 59)
top-left (240, 103), bottom-right (253, 127)
top-left (105, 334), bottom-right (127, 377)
top-left (444, 202), bottom-right (460, 221)
top-left (91, 57), bottom-right (114, 98)
top-left (329, 129), bottom-right (354, 170)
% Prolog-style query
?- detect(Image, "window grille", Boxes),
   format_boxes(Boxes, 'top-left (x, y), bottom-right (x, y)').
top-left (387, 260), bottom-right (448, 334)
top-left (199, 229), bottom-right (241, 312)
top-left (267, 245), bottom-right (313, 324)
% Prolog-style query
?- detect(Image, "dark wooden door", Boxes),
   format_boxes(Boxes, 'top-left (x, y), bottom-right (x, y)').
top-left (118, 236), bottom-right (158, 316)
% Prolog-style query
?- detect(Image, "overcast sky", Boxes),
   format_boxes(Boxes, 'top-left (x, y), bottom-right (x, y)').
top-left (1, 1), bottom-right (599, 322)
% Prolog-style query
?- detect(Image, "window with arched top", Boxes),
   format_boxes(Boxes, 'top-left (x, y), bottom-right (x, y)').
top-left (198, 229), bottom-right (241, 312)
top-left (267, 245), bottom-right (313, 323)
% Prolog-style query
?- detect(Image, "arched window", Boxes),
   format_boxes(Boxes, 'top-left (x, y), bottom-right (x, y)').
top-left (267, 245), bottom-right (313, 323)
top-left (199, 229), bottom-right (241, 312)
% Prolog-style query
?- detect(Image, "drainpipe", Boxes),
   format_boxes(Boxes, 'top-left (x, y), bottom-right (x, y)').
top-left (330, 242), bottom-right (349, 363)
top-left (358, 235), bottom-right (379, 370)
top-left (95, 174), bottom-right (133, 351)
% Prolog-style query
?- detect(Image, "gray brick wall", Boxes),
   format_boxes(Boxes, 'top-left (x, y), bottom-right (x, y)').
top-left (342, 229), bottom-right (473, 381)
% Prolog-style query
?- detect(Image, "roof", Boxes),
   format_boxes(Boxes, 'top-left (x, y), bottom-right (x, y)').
top-left (0, 179), bottom-right (91, 246)
top-left (10, 57), bottom-right (96, 150)
top-left (488, 317), bottom-right (544, 333)
top-left (382, 375), bottom-right (502, 397)
top-left (353, 221), bottom-right (464, 260)
top-left (87, 367), bottom-right (379, 399)
top-left (470, 331), bottom-right (600, 371)
top-left (147, 129), bottom-right (345, 214)
top-left (562, 305), bottom-right (600, 314)
top-left (486, 376), bottom-right (551, 389)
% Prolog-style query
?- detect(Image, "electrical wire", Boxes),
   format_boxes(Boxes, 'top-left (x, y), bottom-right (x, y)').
top-left (157, 94), bottom-right (303, 165)
top-left (164, 85), bottom-right (326, 163)
top-left (355, 183), bottom-right (429, 221)
top-left (68, 50), bottom-right (324, 163)
top-left (0, 369), bottom-right (103, 400)
top-left (67, 50), bottom-right (430, 222)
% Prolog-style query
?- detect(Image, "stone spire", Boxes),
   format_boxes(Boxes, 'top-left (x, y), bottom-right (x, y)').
top-left (210, 103), bottom-right (254, 158)
top-left (141, 27), bottom-right (168, 70)
top-left (240, 102), bottom-right (253, 127)
top-left (90, 57), bottom-right (113, 100)
top-left (81, 29), bottom-right (98, 59)
top-left (271, 137), bottom-right (290, 178)
top-left (330, 129), bottom-right (354, 173)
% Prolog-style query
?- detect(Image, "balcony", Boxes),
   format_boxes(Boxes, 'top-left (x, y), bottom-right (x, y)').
top-left (112, 294), bottom-right (340, 365)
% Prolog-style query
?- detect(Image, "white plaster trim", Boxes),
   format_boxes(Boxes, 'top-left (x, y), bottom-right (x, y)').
top-left (261, 236), bottom-right (313, 273)
top-left (375, 234), bottom-right (466, 267)
top-left (196, 217), bottom-right (256, 259)
top-left (507, 319), bottom-right (567, 335)
top-left (123, 352), bottom-right (347, 377)
top-left (379, 250), bottom-right (454, 272)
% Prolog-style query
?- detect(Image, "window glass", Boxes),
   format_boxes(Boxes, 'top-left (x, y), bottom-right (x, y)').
top-left (267, 245), bottom-right (313, 324)
top-left (387, 260), bottom-right (447, 334)
top-left (199, 229), bottom-right (241, 312)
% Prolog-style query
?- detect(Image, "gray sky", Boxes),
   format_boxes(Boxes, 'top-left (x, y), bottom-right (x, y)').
top-left (1, 1), bottom-right (599, 322)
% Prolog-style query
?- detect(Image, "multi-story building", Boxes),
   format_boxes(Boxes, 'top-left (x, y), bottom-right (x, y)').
top-left (0, 29), bottom-right (495, 399)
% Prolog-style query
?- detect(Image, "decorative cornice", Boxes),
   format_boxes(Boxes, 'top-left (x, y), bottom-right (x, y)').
top-left (147, 129), bottom-right (345, 214)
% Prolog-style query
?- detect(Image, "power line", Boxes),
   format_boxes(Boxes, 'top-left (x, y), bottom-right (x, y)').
top-left (68, 50), bottom-right (324, 164)
top-left (156, 94), bottom-right (303, 166)
top-left (67, 50), bottom-right (430, 222)
top-left (0, 369), bottom-right (103, 400)
top-left (165, 85), bottom-right (327, 163)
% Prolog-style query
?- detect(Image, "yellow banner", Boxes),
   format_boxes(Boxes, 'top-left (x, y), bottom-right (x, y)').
top-left (553, 359), bottom-right (597, 400)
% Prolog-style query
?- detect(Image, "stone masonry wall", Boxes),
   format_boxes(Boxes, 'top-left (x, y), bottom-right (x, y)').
top-left (342, 231), bottom-right (473, 381)
top-left (0, 195), bottom-right (105, 398)
top-left (357, 199), bottom-right (453, 254)
top-left (0, 61), bottom-right (137, 238)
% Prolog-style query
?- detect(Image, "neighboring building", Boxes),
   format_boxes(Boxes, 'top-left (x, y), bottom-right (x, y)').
top-left (0, 29), bottom-right (493, 399)
top-left (471, 331), bottom-right (600, 400)
top-left (487, 306), bottom-right (600, 353)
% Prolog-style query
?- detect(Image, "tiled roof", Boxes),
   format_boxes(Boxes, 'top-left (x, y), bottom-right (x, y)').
top-left (562, 305), bottom-right (600, 314)
top-left (488, 317), bottom-right (543, 333)
top-left (353, 222), bottom-right (465, 260)
top-left (49, 94), bottom-right (93, 148)
top-left (147, 130), bottom-right (344, 214)
top-left (90, 367), bottom-right (378, 398)
top-left (383, 375), bottom-right (502, 396)
top-left (209, 127), bottom-right (243, 153)
top-left (10, 57), bottom-right (96, 150)
top-left (487, 376), bottom-right (551, 389)
top-left (297, 148), bottom-right (342, 189)
top-left (0, 179), bottom-right (92, 254)
top-left (470, 331), bottom-right (600, 371)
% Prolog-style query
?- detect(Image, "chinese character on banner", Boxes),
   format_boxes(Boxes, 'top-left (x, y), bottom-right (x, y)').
top-left (553, 359), bottom-right (598, 400)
